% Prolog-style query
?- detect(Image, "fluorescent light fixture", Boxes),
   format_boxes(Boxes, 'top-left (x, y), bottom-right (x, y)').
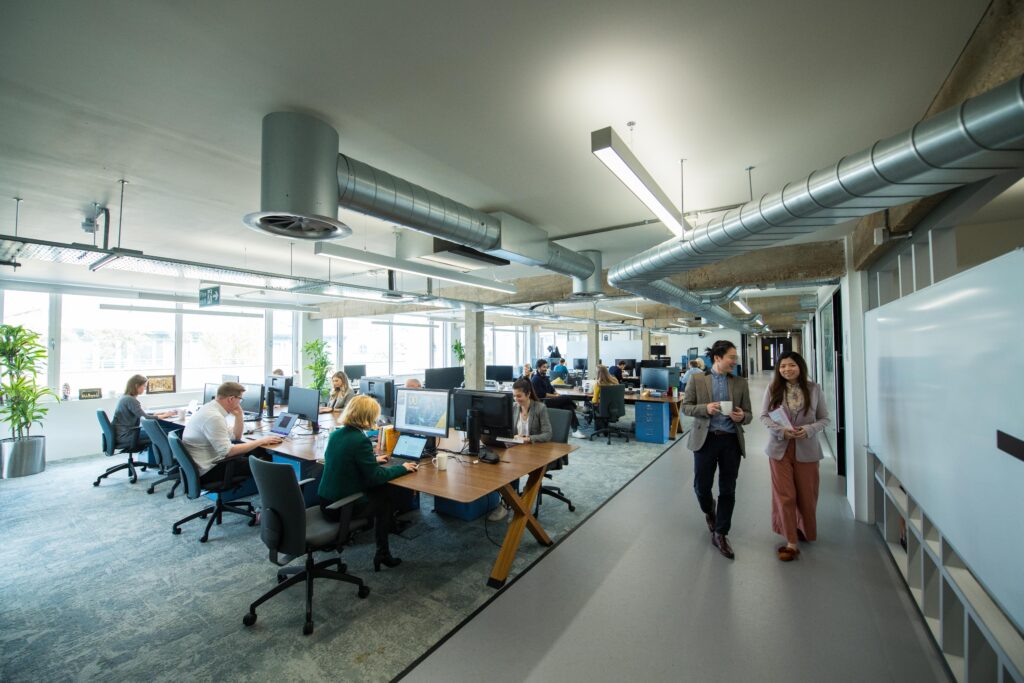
top-left (371, 320), bottom-right (439, 329)
top-left (597, 308), bottom-right (644, 320)
top-left (733, 299), bottom-right (752, 315)
top-left (98, 304), bottom-right (264, 318)
top-left (314, 242), bottom-right (516, 295)
top-left (591, 126), bottom-right (685, 239)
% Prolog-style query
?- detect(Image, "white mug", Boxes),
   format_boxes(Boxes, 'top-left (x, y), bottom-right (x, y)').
top-left (719, 400), bottom-right (733, 415)
top-left (433, 453), bottom-right (448, 471)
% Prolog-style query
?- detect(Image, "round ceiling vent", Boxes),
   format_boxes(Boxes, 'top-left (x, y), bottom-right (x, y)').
top-left (243, 212), bottom-right (352, 241)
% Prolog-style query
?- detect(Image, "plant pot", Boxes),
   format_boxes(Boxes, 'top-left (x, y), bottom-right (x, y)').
top-left (1, 435), bottom-right (46, 478)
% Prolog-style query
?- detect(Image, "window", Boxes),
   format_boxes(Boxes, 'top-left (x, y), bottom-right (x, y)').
top-left (271, 310), bottom-right (293, 377)
top-left (483, 324), bottom-right (494, 365)
top-left (494, 327), bottom-right (518, 365)
top-left (322, 319), bottom-right (340, 369)
top-left (431, 321), bottom-right (449, 368)
top-left (391, 315), bottom-right (433, 376)
top-left (60, 296), bottom-right (175, 397)
top-left (343, 318), bottom-right (389, 376)
top-left (181, 306), bottom-right (265, 389)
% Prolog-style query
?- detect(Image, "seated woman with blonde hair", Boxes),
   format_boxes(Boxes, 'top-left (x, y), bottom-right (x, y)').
top-left (317, 395), bottom-right (417, 571)
top-left (320, 370), bottom-right (353, 413)
top-left (591, 363), bottom-right (619, 405)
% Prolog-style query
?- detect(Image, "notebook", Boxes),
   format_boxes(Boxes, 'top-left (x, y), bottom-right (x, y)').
top-left (391, 434), bottom-right (428, 460)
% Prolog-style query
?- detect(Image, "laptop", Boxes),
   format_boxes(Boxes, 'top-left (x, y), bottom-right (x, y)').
top-left (269, 412), bottom-right (298, 438)
top-left (391, 434), bottom-right (428, 461)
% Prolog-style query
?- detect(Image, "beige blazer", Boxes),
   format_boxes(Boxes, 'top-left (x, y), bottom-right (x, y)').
top-left (758, 383), bottom-right (831, 462)
top-left (682, 372), bottom-right (753, 456)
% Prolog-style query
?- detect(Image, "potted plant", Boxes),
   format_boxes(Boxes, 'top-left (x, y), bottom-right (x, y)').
top-left (0, 324), bottom-right (57, 478)
top-left (451, 339), bottom-right (466, 365)
top-left (303, 339), bottom-right (331, 402)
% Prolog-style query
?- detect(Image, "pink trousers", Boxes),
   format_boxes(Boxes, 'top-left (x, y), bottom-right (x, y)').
top-left (769, 440), bottom-right (820, 543)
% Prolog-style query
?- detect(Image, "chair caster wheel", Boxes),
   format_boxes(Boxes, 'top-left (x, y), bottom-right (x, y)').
top-left (200, 536), bottom-right (209, 543)
top-left (568, 505), bottom-right (576, 512)
top-left (357, 585), bottom-right (370, 599)
top-left (147, 488), bottom-right (155, 494)
top-left (338, 563), bottom-right (347, 573)
top-left (93, 481), bottom-right (100, 487)
top-left (200, 513), bottom-right (209, 519)
top-left (247, 518), bottom-right (257, 527)
top-left (242, 612), bottom-right (257, 627)
top-left (166, 492), bottom-right (174, 499)
top-left (277, 574), bottom-right (286, 584)
top-left (172, 527), bottom-right (182, 535)
top-left (303, 622), bottom-right (314, 636)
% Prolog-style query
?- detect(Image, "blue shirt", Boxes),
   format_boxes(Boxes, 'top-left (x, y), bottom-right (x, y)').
top-left (708, 369), bottom-right (736, 433)
top-left (550, 364), bottom-right (569, 381)
top-left (609, 365), bottom-right (623, 381)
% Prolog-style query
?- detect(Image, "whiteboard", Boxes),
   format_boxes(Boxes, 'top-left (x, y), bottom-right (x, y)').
top-left (865, 248), bottom-right (1024, 632)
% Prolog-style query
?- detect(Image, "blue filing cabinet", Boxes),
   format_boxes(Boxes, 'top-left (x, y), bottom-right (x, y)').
top-left (635, 401), bottom-right (670, 443)
top-left (434, 492), bottom-right (501, 521)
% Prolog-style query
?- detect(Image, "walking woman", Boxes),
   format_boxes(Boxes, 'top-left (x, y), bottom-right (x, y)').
top-left (759, 351), bottom-right (830, 561)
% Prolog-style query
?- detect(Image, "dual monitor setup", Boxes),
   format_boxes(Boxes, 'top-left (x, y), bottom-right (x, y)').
top-left (203, 374), bottom-right (320, 432)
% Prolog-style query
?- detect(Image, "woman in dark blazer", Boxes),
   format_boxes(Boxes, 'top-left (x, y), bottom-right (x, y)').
top-left (759, 351), bottom-right (831, 561)
top-left (317, 395), bottom-right (416, 571)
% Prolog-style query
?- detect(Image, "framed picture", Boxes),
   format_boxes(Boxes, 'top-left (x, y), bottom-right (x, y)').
top-left (78, 388), bottom-right (102, 400)
top-left (147, 375), bottom-right (176, 394)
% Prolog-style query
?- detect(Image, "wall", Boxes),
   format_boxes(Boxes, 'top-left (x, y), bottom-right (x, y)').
top-left (563, 339), bottom-right (642, 368)
top-left (955, 218), bottom-right (1024, 270)
top-left (667, 329), bottom-right (742, 367)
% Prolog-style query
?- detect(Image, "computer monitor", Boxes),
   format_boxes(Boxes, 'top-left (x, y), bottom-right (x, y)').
top-left (485, 365), bottom-right (515, 382)
top-left (287, 386), bottom-right (321, 432)
top-left (359, 377), bottom-right (395, 420)
top-left (266, 374), bottom-right (292, 403)
top-left (650, 344), bottom-right (667, 356)
top-left (203, 383), bottom-right (218, 403)
top-left (424, 366), bottom-right (464, 391)
top-left (639, 358), bottom-right (670, 368)
top-left (641, 367), bottom-right (671, 391)
top-left (394, 388), bottom-right (449, 439)
top-left (688, 347), bottom-right (699, 360)
top-left (572, 358), bottom-right (587, 371)
top-left (343, 364), bottom-right (366, 382)
top-left (222, 374), bottom-right (239, 383)
top-left (239, 383), bottom-right (265, 419)
top-left (450, 389), bottom-right (514, 438)
top-left (615, 358), bottom-right (637, 374)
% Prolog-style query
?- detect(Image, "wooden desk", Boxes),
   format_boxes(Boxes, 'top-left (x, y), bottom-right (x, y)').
top-left (163, 408), bottom-right (339, 462)
top-left (389, 441), bottom-right (577, 588)
top-left (551, 389), bottom-right (687, 440)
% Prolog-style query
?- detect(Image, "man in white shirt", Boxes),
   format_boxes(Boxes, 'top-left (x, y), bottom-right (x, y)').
top-left (182, 382), bottom-right (282, 484)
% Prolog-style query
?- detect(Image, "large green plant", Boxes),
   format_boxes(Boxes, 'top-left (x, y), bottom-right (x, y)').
top-left (303, 339), bottom-right (331, 396)
top-left (0, 324), bottom-right (57, 440)
top-left (451, 339), bottom-right (465, 365)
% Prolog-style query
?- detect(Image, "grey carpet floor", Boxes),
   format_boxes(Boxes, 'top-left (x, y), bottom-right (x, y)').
top-left (0, 408), bottom-right (677, 682)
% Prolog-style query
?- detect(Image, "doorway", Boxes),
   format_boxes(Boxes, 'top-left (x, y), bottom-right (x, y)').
top-left (819, 291), bottom-right (847, 476)
top-left (760, 337), bottom-right (792, 371)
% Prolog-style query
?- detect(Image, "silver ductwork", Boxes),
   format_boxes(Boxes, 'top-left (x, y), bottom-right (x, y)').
top-left (609, 74), bottom-right (1024, 331)
top-left (571, 250), bottom-right (604, 297)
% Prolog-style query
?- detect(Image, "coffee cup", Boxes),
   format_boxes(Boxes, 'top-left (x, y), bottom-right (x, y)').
top-left (434, 453), bottom-right (448, 471)
top-left (719, 400), bottom-right (733, 415)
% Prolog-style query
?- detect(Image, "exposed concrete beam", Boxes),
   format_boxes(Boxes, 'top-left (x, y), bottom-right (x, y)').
top-left (851, 0), bottom-right (1024, 270)
top-left (665, 241), bottom-right (846, 290)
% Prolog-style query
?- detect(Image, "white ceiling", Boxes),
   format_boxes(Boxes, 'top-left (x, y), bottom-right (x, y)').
top-left (0, 0), bottom-right (1006, 302)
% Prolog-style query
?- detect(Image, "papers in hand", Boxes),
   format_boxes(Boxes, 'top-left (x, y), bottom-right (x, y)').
top-left (767, 407), bottom-right (794, 431)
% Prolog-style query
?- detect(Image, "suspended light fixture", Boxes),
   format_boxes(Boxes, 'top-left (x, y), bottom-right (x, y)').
top-left (733, 299), bottom-right (752, 315)
top-left (591, 126), bottom-right (685, 239)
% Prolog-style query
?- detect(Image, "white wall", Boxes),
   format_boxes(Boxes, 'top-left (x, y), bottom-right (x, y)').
top-left (564, 338), bottom-right (643, 367)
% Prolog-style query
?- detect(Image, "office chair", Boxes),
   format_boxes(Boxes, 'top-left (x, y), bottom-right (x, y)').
top-left (93, 410), bottom-right (150, 486)
top-left (167, 432), bottom-right (256, 543)
top-left (590, 384), bottom-right (629, 445)
top-left (140, 418), bottom-right (180, 498)
top-left (534, 408), bottom-right (575, 517)
top-left (243, 456), bottom-right (369, 635)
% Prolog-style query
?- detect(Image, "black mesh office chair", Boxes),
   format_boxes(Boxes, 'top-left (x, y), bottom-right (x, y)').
top-left (590, 384), bottom-right (629, 444)
top-left (93, 410), bottom-right (150, 486)
top-left (535, 407), bottom-right (575, 517)
top-left (140, 417), bottom-right (180, 498)
top-left (243, 456), bottom-right (369, 635)
top-left (167, 431), bottom-right (256, 543)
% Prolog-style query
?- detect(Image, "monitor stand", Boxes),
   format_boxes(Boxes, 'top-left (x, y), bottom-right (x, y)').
top-left (423, 436), bottom-right (437, 456)
top-left (309, 417), bottom-right (319, 434)
top-left (265, 388), bottom-right (276, 419)
top-left (465, 409), bottom-right (500, 464)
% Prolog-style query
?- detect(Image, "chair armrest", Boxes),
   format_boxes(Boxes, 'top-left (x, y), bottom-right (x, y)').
top-left (297, 477), bottom-right (317, 488)
top-left (325, 492), bottom-right (361, 510)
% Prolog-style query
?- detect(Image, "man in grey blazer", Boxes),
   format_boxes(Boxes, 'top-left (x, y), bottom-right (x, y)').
top-left (682, 340), bottom-right (752, 559)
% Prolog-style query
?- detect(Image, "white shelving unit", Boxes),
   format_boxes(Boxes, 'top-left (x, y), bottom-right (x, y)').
top-left (871, 451), bottom-right (1024, 683)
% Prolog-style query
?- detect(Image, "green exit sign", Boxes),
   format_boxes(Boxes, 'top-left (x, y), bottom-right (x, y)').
top-left (199, 285), bottom-right (221, 308)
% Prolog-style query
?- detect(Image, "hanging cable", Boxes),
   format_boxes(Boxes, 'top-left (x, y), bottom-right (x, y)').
top-left (745, 166), bottom-right (755, 202)
top-left (116, 179), bottom-right (128, 248)
top-left (679, 159), bottom-right (686, 217)
top-left (13, 197), bottom-right (22, 236)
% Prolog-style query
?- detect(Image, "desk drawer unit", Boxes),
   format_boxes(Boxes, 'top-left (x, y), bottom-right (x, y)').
top-left (635, 402), bottom-right (670, 443)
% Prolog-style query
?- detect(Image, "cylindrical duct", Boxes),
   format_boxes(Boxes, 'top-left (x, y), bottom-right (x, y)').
top-left (572, 250), bottom-right (603, 297)
top-left (243, 112), bottom-right (351, 240)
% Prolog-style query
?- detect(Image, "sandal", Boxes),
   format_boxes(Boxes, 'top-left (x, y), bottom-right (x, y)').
top-left (777, 545), bottom-right (800, 562)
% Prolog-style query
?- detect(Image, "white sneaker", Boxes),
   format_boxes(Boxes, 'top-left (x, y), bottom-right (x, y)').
top-left (487, 504), bottom-right (508, 522)
top-left (571, 430), bottom-right (586, 439)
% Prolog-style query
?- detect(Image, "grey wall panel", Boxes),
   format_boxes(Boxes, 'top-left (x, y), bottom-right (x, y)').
top-left (865, 248), bottom-right (1024, 632)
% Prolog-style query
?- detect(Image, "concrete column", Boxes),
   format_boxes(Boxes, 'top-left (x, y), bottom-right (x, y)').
top-left (298, 313), bottom-right (322, 389)
top-left (587, 323), bottom-right (600, 379)
top-left (463, 307), bottom-right (485, 390)
top-left (641, 328), bottom-right (651, 360)
top-left (842, 236), bottom-right (872, 523)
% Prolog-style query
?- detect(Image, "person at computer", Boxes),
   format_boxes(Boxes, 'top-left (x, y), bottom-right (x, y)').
top-left (181, 381), bottom-right (283, 485)
top-left (550, 359), bottom-right (569, 382)
top-left (318, 395), bottom-right (416, 572)
top-left (521, 362), bottom-right (534, 380)
top-left (591, 364), bottom-right (619, 404)
top-left (112, 374), bottom-right (178, 451)
top-left (511, 378), bottom-right (552, 443)
top-left (404, 378), bottom-right (422, 388)
top-left (320, 371), bottom-right (354, 413)
top-left (759, 351), bottom-right (830, 562)
top-left (681, 360), bottom-right (703, 390)
top-left (609, 360), bottom-right (625, 382)
top-left (531, 358), bottom-right (583, 438)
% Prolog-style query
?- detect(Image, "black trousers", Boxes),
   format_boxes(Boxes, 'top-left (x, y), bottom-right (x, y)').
top-left (693, 432), bottom-right (742, 535)
top-left (320, 486), bottom-right (395, 551)
top-left (543, 397), bottom-right (579, 429)
top-left (200, 456), bottom-right (252, 487)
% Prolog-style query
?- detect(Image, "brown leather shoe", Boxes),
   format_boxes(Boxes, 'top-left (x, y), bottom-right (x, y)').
top-left (704, 505), bottom-right (716, 534)
top-left (777, 545), bottom-right (800, 562)
top-left (712, 533), bottom-right (735, 559)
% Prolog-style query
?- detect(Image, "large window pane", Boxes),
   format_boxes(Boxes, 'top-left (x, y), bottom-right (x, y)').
top-left (494, 328), bottom-right (517, 365)
top-left (431, 321), bottom-right (448, 369)
top-left (60, 295), bottom-right (175, 397)
top-left (2, 291), bottom-right (50, 376)
top-left (343, 318), bottom-right (389, 376)
top-left (391, 315), bottom-right (432, 375)
top-left (271, 310), bottom-right (293, 377)
top-left (322, 319), bottom-right (339, 369)
top-left (483, 325), bottom-right (494, 365)
top-left (182, 307), bottom-right (265, 389)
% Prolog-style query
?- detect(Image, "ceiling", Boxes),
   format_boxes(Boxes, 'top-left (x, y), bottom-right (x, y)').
top-left (0, 0), bottom-right (1009, 320)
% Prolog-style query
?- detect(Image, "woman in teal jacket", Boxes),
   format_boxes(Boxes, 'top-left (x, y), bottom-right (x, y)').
top-left (318, 395), bottom-right (417, 571)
